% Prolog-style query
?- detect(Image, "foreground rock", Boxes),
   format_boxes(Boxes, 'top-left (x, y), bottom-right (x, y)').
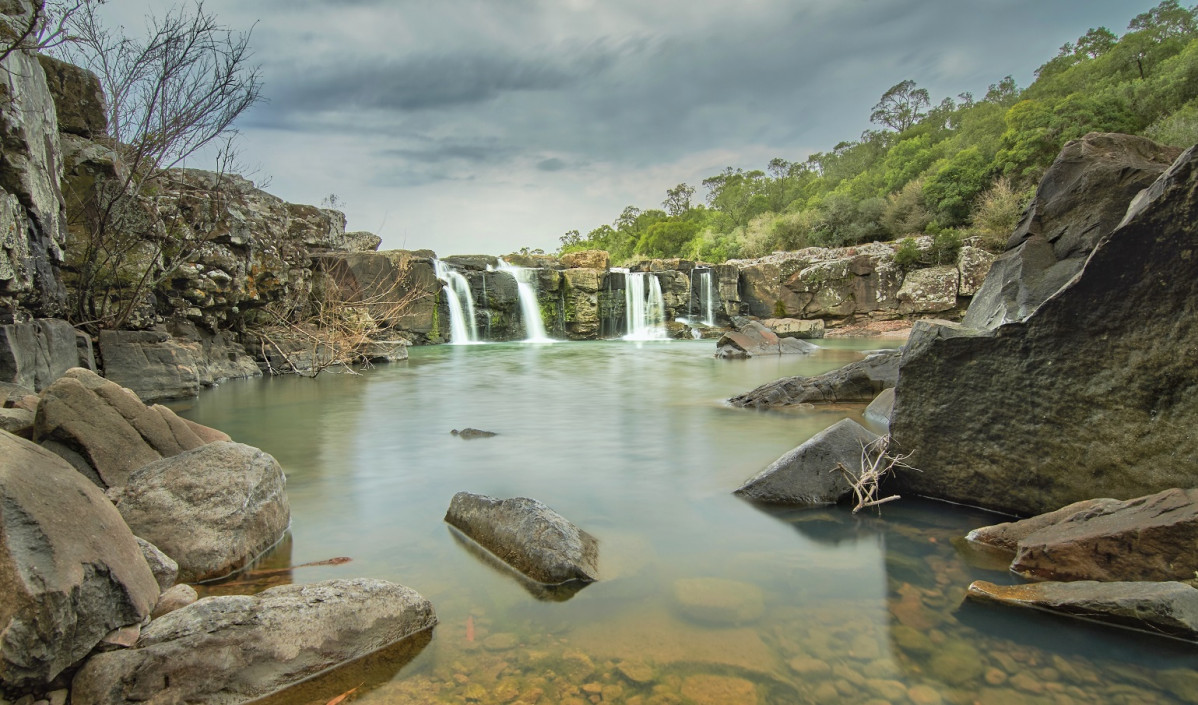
top-left (112, 442), bottom-right (291, 582)
top-left (0, 432), bottom-right (159, 690)
top-left (890, 141), bottom-right (1198, 515)
top-left (971, 488), bottom-right (1198, 582)
top-left (734, 419), bottom-right (879, 505)
top-left (730, 349), bottom-right (900, 409)
top-left (965, 497), bottom-right (1122, 553)
top-left (444, 492), bottom-right (599, 584)
top-left (715, 318), bottom-right (817, 359)
top-left (71, 579), bottom-right (437, 705)
top-left (33, 368), bottom-right (221, 488)
top-left (966, 579), bottom-right (1198, 641)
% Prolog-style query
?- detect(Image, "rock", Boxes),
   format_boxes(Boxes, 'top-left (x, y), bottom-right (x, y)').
top-left (112, 441), bottom-right (290, 582)
top-left (0, 431), bottom-right (159, 690)
top-left (152, 584), bottom-right (198, 619)
top-left (36, 54), bottom-right (108, 139)
top-left (897, 265), bottom-right (960, 314)
top-left (966, 579), bottom-right (1198, 641)
top-left (760, 317), bottom-right (825, 339)
top-left (33, 367), bottom-right (213, 488)
top-left (0, 320), bottom-right (81, 391)
top-left (864, 388), bottom-right (896, 428)
top-left (98, 324), bottom-right (261, 403)
top-left (672, 577), bottom-right (764, 625)
top-left (71, 579), bottom-right (437, 705)
top-left (560, 250), bottom-right (610, 269)
top-left (0, 406), bottom-right (33, 435)
top-left (730, 349), bottom-right (900, 408)
top-left (679, 674), bottom-right (757, 705)
top-left (444, 492), bottom-right (599, 584)
top-left (734, 418), bottom-right (879, 505)
top-left (965, 497), bottom-right (1124, 553)
top-left (890, 144), bottom-right (1198, 515)
top-left (956, 245), bottom-right (997, 297)
top-left (451, 428), bottom-right (497, 439)
top-left (562, 268), bottom-right (604, 340)
top-left (316, 251), bottom-right (441, 341)
top-left (344, 231), bottom-right (382, 252)
top-left (715, 318), bottom-right (817, 358)
top-left (358, 340), bottom-right (408, 363)
top-left (1003, 488), bottom-right (1198, 582)
top-left (136, 537), bottom-right (179, 591)
top-left (965, 133), bottom-right (1181, 331)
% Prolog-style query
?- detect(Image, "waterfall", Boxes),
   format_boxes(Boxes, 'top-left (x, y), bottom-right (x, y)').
top-left (433, 259), bottom-right (479, 345)
top-left (699, 268), bottom-right (717, 326)
top-left (615, 269), bottom-right (667, 340)
top-left (497, 260), bottom-right (553, 343)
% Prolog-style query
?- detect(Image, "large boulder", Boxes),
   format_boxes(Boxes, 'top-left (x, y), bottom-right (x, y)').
top-left (895, 265), bottom-right (959, 314)
top-left (33, 368), bottom-right (213, 488)
top-left (444, 492), bottom-right (599, 584)
top-left (715, 318), bottom-right (817, 359)
top-left (890, 144), bottom-right (1198, 515)
top-left (98, 324), bottom-right (260, 402)
top-left (560, 249), bottom-right (610, 269)
top-left (966, 579), bottom-right (1198, 641)
top-left (71, 579), bottom-right (437, 705)
top-left (112, 441), bottom-right (290, 582)
top-left (0, 432), bottom-right (160, 690)
top-left (0, 319), bottom-right (81, 391)
top-left (734, 418), bottom-right (879, 505)
top-left (963, 133), bottom-right (1181, 330)
top-left (36, 54), bottom-right (108, 139)
top-left (729, 349), bottom-right (900, 409)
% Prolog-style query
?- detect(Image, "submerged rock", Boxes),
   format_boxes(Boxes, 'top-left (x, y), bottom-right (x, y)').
top-left (112, 441), bottom-right (291, 582)
top-left (966, 579), bottom-right (1198, 641)
top-left (715, 318), bottom-right (817, 359)
top-left (734, 418), bottom-right (879, 505)
top-left (0, 432), bottom-right (159, 690)
top-left (673, 577), bottom-right (765, 625)
top-left (71, 579), bottom-right (437, 705)
top-left (451, 428), bottom-right (498, 439)
top-left (444, 492), bottom-right (599, 584)
top-left (730, 348), bottom-right (900, 409)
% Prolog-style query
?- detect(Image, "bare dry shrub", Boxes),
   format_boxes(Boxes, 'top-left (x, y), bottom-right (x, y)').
top-left (836, 434), bottom-right (917, 513)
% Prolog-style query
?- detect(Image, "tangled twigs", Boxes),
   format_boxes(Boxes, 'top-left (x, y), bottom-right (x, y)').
top-left (835, 434), bottom-right (918, 513)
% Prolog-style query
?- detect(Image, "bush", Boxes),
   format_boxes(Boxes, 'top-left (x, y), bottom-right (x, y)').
top-left (929, 230), bottom-right (963, 265)
top-left (1143, 101), bottom-right (1198, 147)
top-left (970, 177), bottom-right (1029, 250)
top-left (773, 300), bottom-right (788, 317)
top-left (882, 178), bottom-right (933, 238)
top-left (893, 238), bottom-right (921, 269)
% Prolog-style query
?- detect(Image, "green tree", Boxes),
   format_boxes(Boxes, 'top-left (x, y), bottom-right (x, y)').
top-left (662, 183), bottom-right (694, 216)
top-left (870, 80), bottom-right (931, 132)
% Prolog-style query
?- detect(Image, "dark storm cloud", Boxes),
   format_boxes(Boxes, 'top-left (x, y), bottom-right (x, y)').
top-left (381, 138), bottom-right (516, 165)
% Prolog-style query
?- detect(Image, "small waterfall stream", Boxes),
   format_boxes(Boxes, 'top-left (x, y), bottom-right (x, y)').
top-left (616, 269), bottom-right (667, 340)
top-left (433, 259), bottom-right (479, 344)
top-left (497, 260), bottom-right (553, 343)
top-left (699, 268), bottom-right (717, 326)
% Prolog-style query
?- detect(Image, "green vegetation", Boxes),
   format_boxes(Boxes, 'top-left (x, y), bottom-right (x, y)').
top-left (559, 1), bottom-right (1198, 264)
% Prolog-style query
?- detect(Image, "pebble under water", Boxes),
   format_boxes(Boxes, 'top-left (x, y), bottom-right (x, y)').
top-left (169, 340), bottom-right (1198, 705)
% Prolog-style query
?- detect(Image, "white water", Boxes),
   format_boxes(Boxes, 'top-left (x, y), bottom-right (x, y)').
top-left (617, 269), bottom-right (668, 340)
top-left (497, 260), bottom-right (553, 343)
top-left (433, 260), bottom-right (479, 345)
top-left (699, 268), bottom-right (717, 326)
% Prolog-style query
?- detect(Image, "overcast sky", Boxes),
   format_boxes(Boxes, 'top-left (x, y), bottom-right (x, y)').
top-left (98, 0), bottom-right (1162, 257)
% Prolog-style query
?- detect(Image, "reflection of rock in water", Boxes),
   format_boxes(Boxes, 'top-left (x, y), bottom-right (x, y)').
top-left (196, 531), bottom-right (295, 597)
top-left (446, 526), bottom-right (590, 602)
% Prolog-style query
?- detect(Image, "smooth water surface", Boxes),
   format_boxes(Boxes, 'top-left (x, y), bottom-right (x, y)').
top-left (170, 340), bottom-right (1198, 705)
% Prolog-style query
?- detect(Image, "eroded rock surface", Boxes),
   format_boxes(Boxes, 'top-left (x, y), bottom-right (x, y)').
top-left (734, 418), bottom-right (879, 505)
top-left (71, 579), bottom-right (436, 705)
top-left (715, 318), bottom-right (817, 359)
top-left (445, 492), bottom-right (599, 584)
top-left (730, 349), bottom-right (900, 409)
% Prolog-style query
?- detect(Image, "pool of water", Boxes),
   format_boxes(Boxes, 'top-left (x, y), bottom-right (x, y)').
top-left (169, 340), bottom-right (1198, 705)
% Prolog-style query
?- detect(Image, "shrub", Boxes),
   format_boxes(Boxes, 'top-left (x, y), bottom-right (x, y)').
top-left (970, 177), bottom-right (1030, 250)
top-left (893, 238), bottom-right (921, 269)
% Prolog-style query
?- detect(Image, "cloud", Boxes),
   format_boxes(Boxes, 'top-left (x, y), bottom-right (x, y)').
top-left (536, 158), bottom-right (567, 172)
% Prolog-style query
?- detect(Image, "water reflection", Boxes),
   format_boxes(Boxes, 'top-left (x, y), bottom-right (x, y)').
top-left (446, 526), bottom-right (592, 602)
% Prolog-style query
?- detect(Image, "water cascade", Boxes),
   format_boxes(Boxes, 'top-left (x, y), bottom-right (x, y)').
top-left (699, 268), bottom-right (717, 326)
top-left (497, 260), bottom-right (553, 343)
top-left (433, 259), bottom-right (480, 344)
top-left (617, 269), bottom-right (667, 340)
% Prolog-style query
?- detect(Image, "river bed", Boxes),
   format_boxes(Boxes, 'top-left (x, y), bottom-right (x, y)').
top-left (169, 340), bottom-right (1198, 705)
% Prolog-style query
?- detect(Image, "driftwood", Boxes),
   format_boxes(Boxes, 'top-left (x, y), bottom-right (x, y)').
top-left (835, 434), bottom-right (917, 513)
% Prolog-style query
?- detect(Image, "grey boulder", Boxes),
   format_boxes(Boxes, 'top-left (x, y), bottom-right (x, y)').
top-left (0, 432), bottom-right (159, 690)
top-left (71, 579), bottom-right (437, 705)
top-left (715, 318), bottom-right (817, 359)
top-left (445, 492), bottom-right (599, 584)
top-left (730, 349), bottom-right (900, 409)
top-left (734, 418), bottom-right (879, 505)
top-left (112, 441), bottom-right (290, 582)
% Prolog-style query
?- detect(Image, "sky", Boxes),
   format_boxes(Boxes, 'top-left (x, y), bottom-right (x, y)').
top-left (95, 0), bottom-right (1164, 257)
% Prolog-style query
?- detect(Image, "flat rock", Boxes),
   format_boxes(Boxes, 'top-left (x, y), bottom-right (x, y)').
top-left (966, 579), bottom-right (1198, 641)
top-left (760, 318), bottom-right (825, 339)
top-left (71, 579), bottom-right (436, 705)
top-left (673, 577), bottom-right (764, 625)
top-left (1009, 488), bottom-right (1198, 582)
top-left (444, 492), bottom-right (598, 584)
top-left (730, 349), bottom-right (900, 409)
top-left (98, 327), bottom-right (260, 403)
top-left (734, 418), bottom-right (879, 505)
top-left (451, 428), bottom-right (497, 439)
top-left (715, 318), bottom-right (817, 359)
top-left (113, 442), bottom-right (291, 582)
top-left (680, 674), bottom-right (757, 705)
top-left (965, 498), bottom-right (1124, 554)
top-left (0, 432), bottom-right (159, 690)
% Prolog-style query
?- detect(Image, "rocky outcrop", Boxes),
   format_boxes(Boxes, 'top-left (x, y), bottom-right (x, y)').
top-left (71, 579), bottom-right (437, 705)
top-left (561, 249), bottom-right (610, 269)
top-left (715, 318), bottom-right (817, 358)
top-left (966, 580), bottom-right (1198, 641)
top-left (0, 431), bottom-right (160, 690)
top-left (964, 133), bottom-right (1181, 330)
top-left (98, 323), bottom-right (260, 402)
top-left (33, 367), bottom-right (217, 488)
top-left (729, 349), bottom-right (900, 409)
top-left (890, 143), bottom-right (1198, 515)
top-left (970, 489), bottom-right (1198, 583)
top-left (36, 54), bottom-right (108, 139)
top-left (0, 318), bottom-right (87, 390)
top-left (444, 492), bottom-right (599, 585)
top-left (734, 418), bottom-right (879, 505)
top-left (315, 250), bottom-right (440, 343)
top-left (111, 441), bottom-right (290, 582)
top-left (760, 317), bottom-right (824, 339)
